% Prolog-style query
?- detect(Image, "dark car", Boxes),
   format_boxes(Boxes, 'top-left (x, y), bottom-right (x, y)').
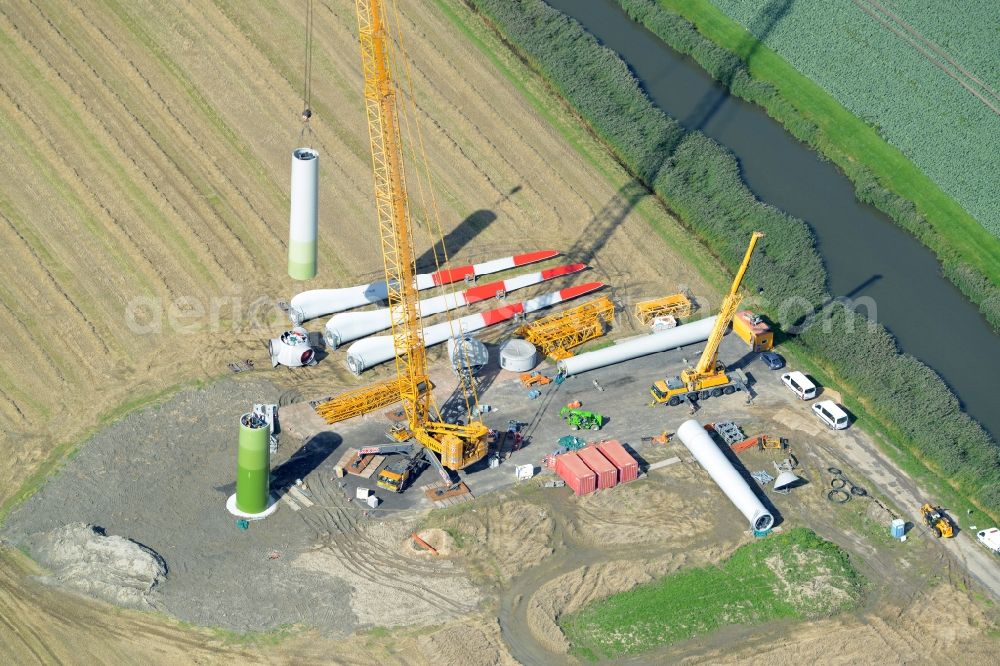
top-left (759, 351), bottom-right (785, 370)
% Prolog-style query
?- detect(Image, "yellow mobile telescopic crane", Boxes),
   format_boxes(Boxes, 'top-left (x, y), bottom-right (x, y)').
top-left (651, 232), bottom-right (763, 406)
top-left (354, 0), bottom-right (489, 472)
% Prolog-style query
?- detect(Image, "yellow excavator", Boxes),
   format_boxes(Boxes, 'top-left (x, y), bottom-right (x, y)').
top-left (651, 232), bottom-right (763, 406)
top-left (345, 0), bottom-right (488, 489)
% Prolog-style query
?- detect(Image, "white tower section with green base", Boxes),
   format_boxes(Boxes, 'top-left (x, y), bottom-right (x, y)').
top-left (288, 147), bottom-right (318, 280)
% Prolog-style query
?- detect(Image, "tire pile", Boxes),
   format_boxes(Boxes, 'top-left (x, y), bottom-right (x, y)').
top-left (826, 467), bottom-right (868, 504)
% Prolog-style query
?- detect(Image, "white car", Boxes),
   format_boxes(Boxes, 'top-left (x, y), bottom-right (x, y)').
top-left (812, 400), bottom-right (849, 430)
top-left (781, 371), bottom-right (817, 400)
top-left (977, 527), bottom-right (1000, 554)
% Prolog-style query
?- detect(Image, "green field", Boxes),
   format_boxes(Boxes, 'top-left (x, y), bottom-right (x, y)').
top-left (624, 0), bottom-right (1000, 329)
top-left (704, 0), bottom-right (1000, 237)
top-left (560, 529), bottom-right (863, 660)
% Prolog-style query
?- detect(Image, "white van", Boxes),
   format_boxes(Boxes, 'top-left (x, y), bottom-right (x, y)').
top-left (977, 527), bottom-right (1000, 554)
top-left (812, 400), bottom-right (849, 430)
top-left (781, 371), bottom-right (817, 400)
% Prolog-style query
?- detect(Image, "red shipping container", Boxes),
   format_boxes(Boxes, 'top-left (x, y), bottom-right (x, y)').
top-left (577, 446), bottom-right (618, 490)
top-left (555, 451), bottom-right (597, 496)
top-left (596, 439), bottom-right (639, 483)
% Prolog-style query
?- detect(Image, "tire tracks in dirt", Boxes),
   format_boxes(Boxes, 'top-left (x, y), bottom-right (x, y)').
top-left (298, 472), bottom-right (478, 619)
top-left (17, 0), bottom-right (238, 287)
top-left (495, 502), bottom-right (699, 664)
top-left (72, 1), bottom-right (277, 271)
top-left (0, 9), bottom-right (189, 300)
top-left (854, 0), bottom-right (1000, 115)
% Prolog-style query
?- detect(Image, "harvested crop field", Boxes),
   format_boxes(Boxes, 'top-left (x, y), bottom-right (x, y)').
top-left (0, 0), bottom-right (717, 513)
top-left (0, 0), bottom-right (720, 657)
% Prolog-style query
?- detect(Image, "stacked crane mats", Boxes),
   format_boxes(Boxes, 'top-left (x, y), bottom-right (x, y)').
top-left (633, 292), bottom-right (694, 325)
top-left (515, 296), bottom-right (615, 360)
top-left (712, 421), bottom-right (745, 446)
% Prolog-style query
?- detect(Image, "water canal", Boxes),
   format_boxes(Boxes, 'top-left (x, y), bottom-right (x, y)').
top-left (545, 0), bottom-right (1000, 440)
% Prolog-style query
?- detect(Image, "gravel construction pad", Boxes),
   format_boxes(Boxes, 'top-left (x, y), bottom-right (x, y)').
top-left (2, 334), bottom-right (816, 634)
top-left (3, 378), bottom-right (356, 633)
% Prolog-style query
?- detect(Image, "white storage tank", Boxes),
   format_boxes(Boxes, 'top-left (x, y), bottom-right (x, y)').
top-left (499, 339), bottom-right (537, 372)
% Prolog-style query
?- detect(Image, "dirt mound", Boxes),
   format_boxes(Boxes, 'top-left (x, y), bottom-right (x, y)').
top-left (294, 517), bottom-right (481, 628)
top-left (444, 500), bottom-right (555, 581)
top-left (417, 615), bottom-right (518, 666)
top-left (526, 554), bottom-right (690, 654)
top-left (402, 528), bottom-right (457, 558)
top-left (28, 523), bottom-right (166, 610)
top-left (571, 480), bottom-right (714, 546)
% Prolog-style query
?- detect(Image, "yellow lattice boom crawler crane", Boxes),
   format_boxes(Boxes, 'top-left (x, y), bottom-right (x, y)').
top-left (651, 232), bottom-right (763, 406)
top-left (348, 0), bottom-right (488, 470)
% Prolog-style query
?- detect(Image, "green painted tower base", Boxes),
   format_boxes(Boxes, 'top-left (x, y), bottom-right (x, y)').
top-left (287, 239), bottom-right (317, 281)
top-left (227, 413), bottom-right (277, 520)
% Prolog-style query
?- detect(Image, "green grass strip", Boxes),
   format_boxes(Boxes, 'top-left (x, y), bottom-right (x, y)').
top-left (561, 528), bottom-right (863, 660)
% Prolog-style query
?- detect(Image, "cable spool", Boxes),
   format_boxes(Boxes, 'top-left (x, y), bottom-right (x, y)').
top-left (851, 485), bottom-right (868, 497)
top-left (827, 489), bottom-right (851, 504)
top-left (827, 467), bottom-right (842, 475)
top-left (830, 477), bottom-right (846, 490)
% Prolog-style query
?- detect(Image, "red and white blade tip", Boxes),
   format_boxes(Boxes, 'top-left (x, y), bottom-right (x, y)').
top-left (540, 263), bottom-right (587, 278)
top-left (512, 249), bottom-right (559, 265)
top-left (557, 282), bottom-right (605, 299)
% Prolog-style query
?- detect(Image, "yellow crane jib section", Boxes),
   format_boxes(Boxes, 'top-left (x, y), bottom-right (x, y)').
top-left (685, 231), bottom-right (763, 383)
top-left (515, 296), bottom-right (615, 359)
top-left (355, 0), bottom-right (487, 469)
top-left (313, 378), bottom-right (431, 425)
top-left (634, 293), bottom-right (694, 325)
